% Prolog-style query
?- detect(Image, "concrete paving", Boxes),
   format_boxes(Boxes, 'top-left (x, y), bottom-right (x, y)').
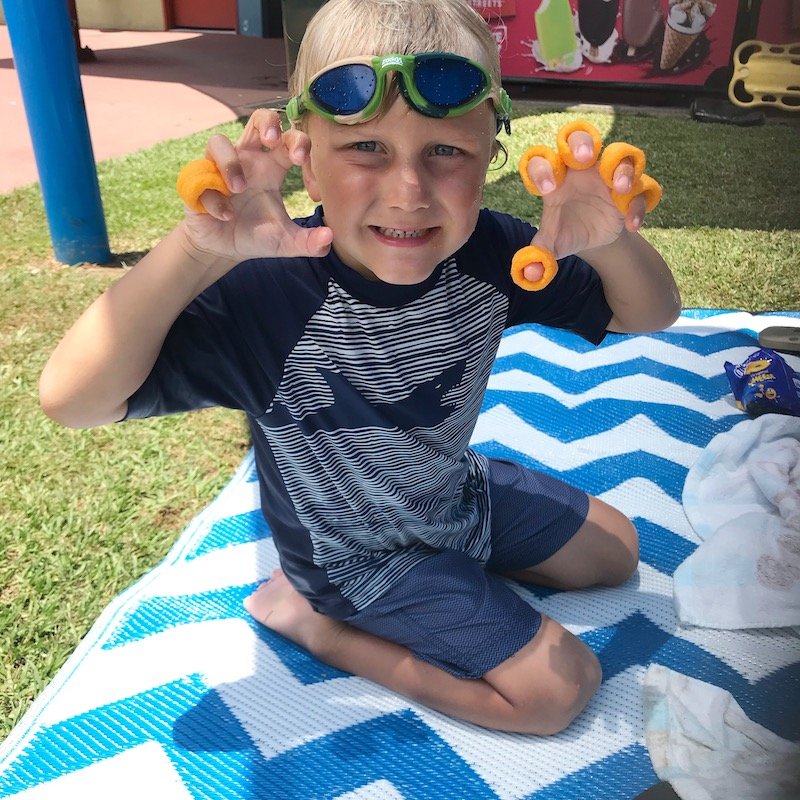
top-left (3, 24), bottom-right (791, 198)
top-left (0, 26), bottom-right (291, 194)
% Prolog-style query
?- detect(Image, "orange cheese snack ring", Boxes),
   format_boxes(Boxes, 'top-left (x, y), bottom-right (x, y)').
top-left (556, 120), bottom-right (602, 170)
top-left (611, 174), bottom-right (663, 216)
top-left (510, 245), bottom-right (558, 292)
top-left (176, 158), bottom-right (231, 214)
top-left (598, 142), bottom-right (646, 190)
top-left (518, 145), bottom-right (567, 196)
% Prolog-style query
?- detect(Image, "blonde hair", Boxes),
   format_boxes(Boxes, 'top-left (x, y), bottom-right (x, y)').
top-left (289, 0), bottom-right (502, 105)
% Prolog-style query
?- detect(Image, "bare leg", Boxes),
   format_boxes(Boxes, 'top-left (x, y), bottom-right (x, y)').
top-left (245, 569), bottom-right (600, 734)
top-left (506, 495), bottom-right (639, 589)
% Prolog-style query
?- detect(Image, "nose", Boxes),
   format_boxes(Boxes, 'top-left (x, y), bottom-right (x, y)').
top-left (384, 158), bottom-right (431, 212)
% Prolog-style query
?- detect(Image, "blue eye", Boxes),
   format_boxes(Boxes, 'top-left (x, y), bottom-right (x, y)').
top-left (432, 145), bottom-right (457, 156)
top-left (353, 141), bottom-right (379, 152)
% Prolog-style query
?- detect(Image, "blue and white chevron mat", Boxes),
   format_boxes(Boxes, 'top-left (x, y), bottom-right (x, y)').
top-left (2, 310), bottom-right (799, 800)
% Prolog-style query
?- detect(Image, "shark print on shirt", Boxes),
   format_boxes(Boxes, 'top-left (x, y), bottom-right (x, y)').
top-left (255, 261), bottom-right (507, 611)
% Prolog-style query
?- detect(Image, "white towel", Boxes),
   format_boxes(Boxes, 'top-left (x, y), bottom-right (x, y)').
top-left (676, 415), bottom-right (800, 628)
top-left (642, 664), bottom-right (800, 800)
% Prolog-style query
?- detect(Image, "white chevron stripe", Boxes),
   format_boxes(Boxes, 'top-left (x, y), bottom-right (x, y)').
top-left (669, 312), bottom-right (800, 334)
top-left (488, 369), bottom-right (736, 417)
top-left (36, 618), bottom-right (262, 726)
top-left (144, 538), bottom-right (279, 598)
top-left (472, 405), bottom-right (703, 470)
top-left (55, 621), bottom-right (392, 742)
top-left (4, 741), bottom-right (193, 800)
top-left (201, 477), bottom-right (261, 520)
top-left (216, 642), bottom-right (409, 761)
top-left (33, 617), bottom-right (408, 761)
top-left (599, 479), bottom-right (696, 540)
top-left (498, 330), bottom-right (765, 378)
top-left (336, 781), bottom-right (405, 800)
top-left (514, 562), bottom-right (674, 633)
top-left (672, 621), bottom-right (800, 681)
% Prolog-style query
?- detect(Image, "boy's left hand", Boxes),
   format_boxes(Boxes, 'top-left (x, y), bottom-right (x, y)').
top-left (513, 120), bottom-right (661, 291)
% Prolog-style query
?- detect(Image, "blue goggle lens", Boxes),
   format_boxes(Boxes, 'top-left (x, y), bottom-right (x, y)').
top-left (310, 64), bottom-right (377, 115)
top-left (309, 57), bottom-right (489, 116)
top-left (413, 57), bottom-right (486, 108)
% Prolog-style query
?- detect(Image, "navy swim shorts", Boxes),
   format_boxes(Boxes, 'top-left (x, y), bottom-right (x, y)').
top-left (344, 458), bottom-right (589, 678)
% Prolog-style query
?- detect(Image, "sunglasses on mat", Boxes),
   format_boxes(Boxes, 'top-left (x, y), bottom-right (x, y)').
top-left (285, 52), bottom-right (512, 134)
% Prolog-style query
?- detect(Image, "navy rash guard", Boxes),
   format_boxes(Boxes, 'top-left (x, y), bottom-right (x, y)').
top-left (126, 207), bottom-right (612, 619)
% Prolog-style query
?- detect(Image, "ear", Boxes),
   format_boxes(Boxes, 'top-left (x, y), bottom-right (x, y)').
top-left (302, 152), bottom-right (322, 203)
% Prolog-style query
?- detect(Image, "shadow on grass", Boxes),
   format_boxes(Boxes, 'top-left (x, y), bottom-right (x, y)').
top-left (105, 251), bottom-right (149, 268)
top-left (485, 107), bottom-right (800, 233)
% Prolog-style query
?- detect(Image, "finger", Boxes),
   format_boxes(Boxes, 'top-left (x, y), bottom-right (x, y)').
top-left (530, 223), bottom-right (556, 257)
top-left (207, 109), bottom-right (285, 194)
top-left (598, 142), bottom-right (646, 194)
top-left (205, 134), bottom-right (246, 194)
top-left (510, 245), bottom-right (558, 291)
top-left (556, 119), bottom-right (602, 170)
top-left (241, 126), bottom-right (310, 179)
top-left (249, 190), bottom-right (333, 258)
top-left (638, 174), bottom-right (663, 213)
top-left (611, 174), bottom-right (663, 218)
top-left (298, 225), bottom-right (334, 258)
top-left (176, 158), bottom-right (231, 214)
top-left (518, 146), bottom-right (565, 196)
top-left (270, 212), bottom-right (334, 258)
top-left (281, 127), bottom-right (312, 168)
top-left (236, 108), bottom-right (284, 151)
top-left (611, 158), bottom-right (636, 195)
top-left (197, 188), bottom-right (234, 222)
top-left (624, 192), bottom-right (647, 232)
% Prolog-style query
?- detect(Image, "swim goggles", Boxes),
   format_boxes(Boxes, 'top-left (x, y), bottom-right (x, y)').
top-left (285, 52), bottom-right (512, 134)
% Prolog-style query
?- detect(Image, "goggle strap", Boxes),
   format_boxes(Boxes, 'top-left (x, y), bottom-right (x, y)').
top-left (285, 96), bottom-right (301, 122)
top-left (496, 88), bottom-right (512, 135)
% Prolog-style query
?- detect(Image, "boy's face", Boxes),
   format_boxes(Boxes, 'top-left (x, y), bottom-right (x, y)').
top-left (301, 97), bottom-right (498, 285)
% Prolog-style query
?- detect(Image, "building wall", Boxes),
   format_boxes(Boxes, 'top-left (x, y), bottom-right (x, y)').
top-left (0, 0), bottom-right (166, 31)
top-left (756, 0), bottom-right (800, 42)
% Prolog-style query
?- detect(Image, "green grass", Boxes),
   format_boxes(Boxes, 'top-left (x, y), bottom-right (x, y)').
top-left (1, 104), bottom-right (799, 741)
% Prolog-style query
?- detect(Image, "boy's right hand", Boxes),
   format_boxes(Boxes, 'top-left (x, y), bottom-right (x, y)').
top-left (179, 109), bottom-right (334, 263)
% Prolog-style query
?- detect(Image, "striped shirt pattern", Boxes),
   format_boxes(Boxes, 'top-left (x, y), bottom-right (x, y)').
top-left (256, 258), bottom-right (508, 611)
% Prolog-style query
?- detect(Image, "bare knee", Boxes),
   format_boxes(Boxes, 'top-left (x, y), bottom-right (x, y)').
top-left (600, 512), bottom-right (639, 586)
top-left (512, 499), bottom-right (640, 591)
top-left (580, 497), bottom-right (639, 587)
top-left (487, 617), bottom-right (602, 735)
top-left (529, 646), bottom-right (602, 735)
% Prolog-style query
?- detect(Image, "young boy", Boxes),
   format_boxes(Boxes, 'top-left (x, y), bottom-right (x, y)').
top-left (40, 0), bottom-right (680, 734)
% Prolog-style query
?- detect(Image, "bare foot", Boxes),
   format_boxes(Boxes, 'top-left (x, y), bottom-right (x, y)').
top-left (244, 569), bottom-right (343, 654)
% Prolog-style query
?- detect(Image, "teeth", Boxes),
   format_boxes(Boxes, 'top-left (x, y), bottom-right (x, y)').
top-left (379, 227), bottom-right (425, 239)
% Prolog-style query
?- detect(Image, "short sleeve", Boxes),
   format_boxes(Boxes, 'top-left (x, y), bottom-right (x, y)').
top-left (461, 210), bottom-right (613, 345)
top-left (124, 279), bottom-right (264, 419)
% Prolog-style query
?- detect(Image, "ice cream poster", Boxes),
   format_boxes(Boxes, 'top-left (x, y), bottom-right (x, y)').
top-left (484, 0), bottom-right (740, 87)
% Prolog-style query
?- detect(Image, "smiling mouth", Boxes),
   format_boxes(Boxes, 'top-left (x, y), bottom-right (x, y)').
top-left (373, 226), bottom-right (431, 239)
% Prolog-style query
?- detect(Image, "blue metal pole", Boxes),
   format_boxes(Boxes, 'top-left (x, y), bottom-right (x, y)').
top-left (4, 0), bottom-right (111, 264)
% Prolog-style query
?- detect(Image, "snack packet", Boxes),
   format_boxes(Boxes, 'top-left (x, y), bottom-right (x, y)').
top-left (724, 348), bottom-right (800, 418)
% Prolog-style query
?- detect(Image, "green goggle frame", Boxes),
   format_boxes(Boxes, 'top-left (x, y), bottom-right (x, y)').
top-left (286, 52), bottom-right (512, 134)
